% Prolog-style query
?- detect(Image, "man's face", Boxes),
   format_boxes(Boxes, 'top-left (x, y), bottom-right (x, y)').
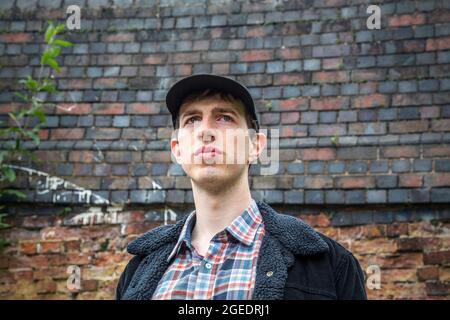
top-left (170, 94), bottom-right (260, 189)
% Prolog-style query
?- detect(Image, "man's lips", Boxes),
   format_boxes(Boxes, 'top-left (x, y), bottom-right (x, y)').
top-left (194, 146), bottom-right (222, 156)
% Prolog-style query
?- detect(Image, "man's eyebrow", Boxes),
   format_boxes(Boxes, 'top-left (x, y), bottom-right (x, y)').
top-left (180, 109), bottom-right (202, 121)
top-left (212, 107), bottom-right (241, 117)
top-left (180, 106), bottom-right (241, 121)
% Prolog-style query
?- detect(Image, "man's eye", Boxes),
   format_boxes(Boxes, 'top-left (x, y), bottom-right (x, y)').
top-left (185, 116), bottom-right (200, 124)
top-left (219, 115), bottom-right (233, 122)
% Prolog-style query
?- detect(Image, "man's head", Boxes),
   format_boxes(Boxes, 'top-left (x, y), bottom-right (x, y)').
top-left (167, 76), bottom-right (266, 192)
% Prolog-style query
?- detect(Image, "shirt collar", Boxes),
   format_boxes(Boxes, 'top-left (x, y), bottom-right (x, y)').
top-left (167, 198), bottom-right (263, 262)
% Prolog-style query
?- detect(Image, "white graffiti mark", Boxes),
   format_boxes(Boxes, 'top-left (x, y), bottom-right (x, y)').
top-left (164, 207), bottom-right (178, 225)
top-left (6, 165), bottom-right (110, 205)
top-left (152, 180), bottom-right (162, 190)
top-left (150, 179), bottom-right (177, 225)
top-left (64, 206), bottom-right (123, 226)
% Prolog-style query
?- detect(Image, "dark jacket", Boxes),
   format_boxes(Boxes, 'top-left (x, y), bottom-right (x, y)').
top-left (116, 201), bottom-right (367, 300)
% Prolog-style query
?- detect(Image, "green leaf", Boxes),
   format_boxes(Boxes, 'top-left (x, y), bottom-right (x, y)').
top-left (26, 130), bottom-right (40, 145)
top-left (14, 92), bottom-right (29, 102)
top-left (3, 167), bottom-right (16, 182)
top-left (32, 108), bottom-right (46, 123)
top-left (53, 39), bottom-right (72, 47)
top-left (56, 23), bottom-right (65, 34)
top-left (2, 189), bottom-right (26, 199)
top-left (19, 76), bottom-right (38, 91)
top-left (42, 56), bottom-right (61, 72)
top-left (45, 21), bottom-right (56, 43)
top-left (40, 82), bottom-right (56, 93)
top-left (49, 46), bottom-right (61, 57)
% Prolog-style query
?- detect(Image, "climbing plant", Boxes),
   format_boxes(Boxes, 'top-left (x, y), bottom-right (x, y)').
top-left (0, 21), bottom-right (73, 251)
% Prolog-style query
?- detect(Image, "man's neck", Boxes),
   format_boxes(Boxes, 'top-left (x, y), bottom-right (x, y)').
top-left (190, 176), bottom-right (252, 246)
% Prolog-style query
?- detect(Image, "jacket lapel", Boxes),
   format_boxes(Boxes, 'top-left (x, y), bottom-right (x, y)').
top-left (123, 201), bottom-right (329, 300)
top-left (252, 201), bottom-right (329, 300)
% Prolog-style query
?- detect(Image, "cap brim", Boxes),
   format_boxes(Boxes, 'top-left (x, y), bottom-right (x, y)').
top-left (165, 74), bottom-right (258, 129)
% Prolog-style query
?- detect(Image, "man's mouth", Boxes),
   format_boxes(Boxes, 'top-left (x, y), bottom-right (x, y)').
top-left (194, 146), bottom-right (222, 159)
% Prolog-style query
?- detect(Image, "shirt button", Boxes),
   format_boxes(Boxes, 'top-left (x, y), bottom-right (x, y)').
top-left (205, 263), bottom-right (212, 269)
top-left (266, 271), bottom-right (273, 277)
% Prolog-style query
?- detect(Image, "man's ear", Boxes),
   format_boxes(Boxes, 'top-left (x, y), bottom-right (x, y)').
top-left (170, 136), bottom-right (181, 164)
top-left (248, 132), bottom-right (267, 164)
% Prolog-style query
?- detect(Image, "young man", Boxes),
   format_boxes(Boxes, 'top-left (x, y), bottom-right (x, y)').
top-left (116, 74), bottom-right (367, 300)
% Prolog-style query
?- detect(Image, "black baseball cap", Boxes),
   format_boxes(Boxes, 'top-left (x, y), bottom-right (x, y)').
top-left (165, 74), bottom-right (260, 131)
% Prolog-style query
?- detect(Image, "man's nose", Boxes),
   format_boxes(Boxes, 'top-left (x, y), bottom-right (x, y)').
top-left (196, 116), bottom-right (216, 142)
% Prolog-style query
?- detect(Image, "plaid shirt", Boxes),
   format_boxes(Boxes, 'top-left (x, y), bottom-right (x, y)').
top-left (152, 199), bottom-right (265, 300)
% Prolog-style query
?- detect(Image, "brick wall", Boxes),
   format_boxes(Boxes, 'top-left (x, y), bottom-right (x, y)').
top-left (0, 0), bottom-right (449, 299)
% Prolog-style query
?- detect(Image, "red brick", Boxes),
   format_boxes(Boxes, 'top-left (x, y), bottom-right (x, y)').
top-left (38, 129), bottom-right (49, 140)
top-left (426, 281), bottom-right (450, 296)
top-left (63, 240), bottom-right (81, 252)
top-left (417, 266), bottom-right (439, 281)
top-left (420, 106), bottom-right (440, 119)
top-left (299, 148), bottom-right (336, 161)
top-left (361, 225), bottom-right (386, 239)
top-left (304, 176), bottom-right (333, 189)
top-left (0, 103), bottom-right (20, 114)
top-left (382, 268), bottom-right (418, 283)
top-left (351, 69), bottom-right (385, 81)
top-left (432, 119), bottom-right (450, 132)
top-left (281, 112), bottom-right (300, 124)
top-left (423, 145), bottom-right (450, 157)
top-left (246, 26), bottom-right (267, 37)
top-left (300, 214), bottom-right (331, 228)
top-left (0, 33), bottom-right (32, 43)
top-left (311, 96), bottom-right (349, 110)
top-left (171, 52), bottom-right (200, 64)
top-left (102, 33), bottom-right (134, 42)
top-left (121, 222), bottom-right (161, 236)
top-left (36, 280), bottom-right (57, 294)
top-left (426, 36), bottom-right (450, 51)
top-left (353, 94), bottom-right (389, 108)
top-left (93, 103), bottom-right (124, 115)
top-left (56, 103), bottom-right (91, 115)
top-left (66, 253), bottom-right (91, 265)
top-left (424, 250), bottom-right (450, 265)
top-left (389, 121), bottom-right (429, 133)
top-left (69, 151), bottom-right (101, 163)
top-left (19, 242), bottom-right (36, 255)
top-left (335, 176), bottom-right (375, 188)
top-left (279, 98), bottom-right (309, 110)
top-left (322, 58), bottom-right (343, 70)
top-left (337, 226), bottom-right (363, 240)
top-left (273, 74), bottom-right (305, 85)
top-left (387, 223), bottom-right (409, 238)
top-left (352, 239), bottom-right (397, 254)
top-left (174, 64), bottom-right (193, 76)
top-left (211, 63), bottom-right (229, 75)
top-left (429, 10), bottom-right (450, 24)
top-left (392, 93), bottom-right (432, 106)
top-left (381, 146), bottom-right (419, 158)
top-left (22, 216), bottom-right (54, 229)
top-left (280, 125), bottom-right (307, 138)
top-left (399, 174), bottom-right (423, 187)
top-left (389, 14), bottom-right (426, 27)
top-left (127, 103), bottom-right (159, 114)
top-left (312, 71), bottom-right (349, 83)
top-left (276, 47), bottom-right (302, 60)
top-left (50, 128), bottom-right (84, 140)
top-left (38, 241), bottom-right (61, 254)
top-left (239, 50), bottom-right (273, 62)
top-left (143, 54), bottom-right (167, 65)
top-left (426, 173), bottom-right (450, 187)
top-left (81, 279), bottom-right (98, 292)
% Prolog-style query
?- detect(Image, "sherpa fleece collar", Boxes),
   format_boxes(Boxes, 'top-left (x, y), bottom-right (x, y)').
top-left (127, 200), bottom-right (328, 257)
